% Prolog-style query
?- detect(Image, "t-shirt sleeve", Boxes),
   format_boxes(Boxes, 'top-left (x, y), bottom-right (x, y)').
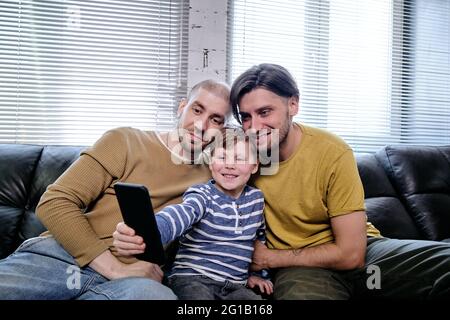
top-left (326, 149), bottom-right (366, 217)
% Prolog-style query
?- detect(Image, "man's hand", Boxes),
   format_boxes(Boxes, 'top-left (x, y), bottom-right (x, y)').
top-left (247, 275), bottom-right (273, 295)
top-left (88, 222), bottom-right (163, 282)
top-left (113, 221), bottom-right (146, 256)
top-left (251, 240), bottom-right (271, 271)
top-left (88, 250), bottom-right (163, 282)
top-left (114, 260), bottom-right (163, 282)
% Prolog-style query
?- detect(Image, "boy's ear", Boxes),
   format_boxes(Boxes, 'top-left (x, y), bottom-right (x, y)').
top-left (208, 156), bottom-right (214, 171)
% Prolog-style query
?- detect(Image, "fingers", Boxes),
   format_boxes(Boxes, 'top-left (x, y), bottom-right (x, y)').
top-left (247, 277), bottom-right (274, 295)
top-left (153, 264), bottom-right (164, 279)
top-left (257, 282), bottom-right (265, 293)
top-left (118, 261), bottom-right (163, 282)
top-left (116, 248), bottom-right (145, 256)
top-left (113, 230), bottom-right (145, 245)
top-left (113, 239), bottom-right (145, 254)
top-left (264, 280), bottom-right (274, 295)
top-left (149, 263), bottom-right (163, 282)
top-left (112, 229), bottom-right (145, 257)
top-left (117, 222), bottom-right (136, 237)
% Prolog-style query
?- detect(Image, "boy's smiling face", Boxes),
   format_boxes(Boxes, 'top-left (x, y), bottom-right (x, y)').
top-left (209, 140), bottom-right (258, 199)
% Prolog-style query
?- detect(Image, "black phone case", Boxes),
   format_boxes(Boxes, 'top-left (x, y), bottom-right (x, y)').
top-left (114, 182), bottom-right (166, 265)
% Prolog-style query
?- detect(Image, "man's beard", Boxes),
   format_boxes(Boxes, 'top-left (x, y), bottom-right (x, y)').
top-left (258, 115), bottom-right (291, 154)
top-left (176, 129), bottom-right (204, 162)
top-left (176, 127), bottom-right (222, 164)
top-left (255, 115), bottom-right (291, 175)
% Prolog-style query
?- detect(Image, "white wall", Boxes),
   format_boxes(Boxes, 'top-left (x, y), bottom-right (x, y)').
top-left (187, 0), bottom-right (228, 90)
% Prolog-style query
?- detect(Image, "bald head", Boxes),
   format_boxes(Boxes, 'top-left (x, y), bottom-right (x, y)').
top-left (187, 79), bottom-right (230, 103)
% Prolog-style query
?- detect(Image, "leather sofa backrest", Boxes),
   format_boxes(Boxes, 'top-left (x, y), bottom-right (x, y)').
top-left (0, 144), bottom-right (85, 259)
top-left (1, 143), bottom-right (449, 259)
top-left (0, 144), bottom-right (43, 258)
top-left (22, 146), bottom-right (86, 242)
top-left (376, 145), bottom-right (450, 241)
top-left (356, 153), bottom-right (424, 240)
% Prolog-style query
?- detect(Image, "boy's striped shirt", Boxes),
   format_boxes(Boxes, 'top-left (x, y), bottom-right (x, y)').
top-left (156, 180), bottom-right (265, 284)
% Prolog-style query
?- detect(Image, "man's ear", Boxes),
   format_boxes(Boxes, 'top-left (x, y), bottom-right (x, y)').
top-left (177, 98), bottom-right (187, 116)
top-left (209, 160), bottom-right (214, 172)
top-left (288, 96), bottom-right (299, 117)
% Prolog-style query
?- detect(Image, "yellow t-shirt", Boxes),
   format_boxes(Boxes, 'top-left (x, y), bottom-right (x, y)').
top-left (252, 123), bottom-right (381, 250)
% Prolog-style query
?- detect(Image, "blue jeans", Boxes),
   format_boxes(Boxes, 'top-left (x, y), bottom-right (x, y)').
top-left (167, 275), bottom-right (263, 300)
top-left (0, 236), bottom-right (177, 300)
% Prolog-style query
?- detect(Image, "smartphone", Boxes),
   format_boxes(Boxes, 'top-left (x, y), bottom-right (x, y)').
top-left (114, 182), bottom-right (166, 265)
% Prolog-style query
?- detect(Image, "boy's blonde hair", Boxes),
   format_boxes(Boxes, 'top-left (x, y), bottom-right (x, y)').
top-left (205, 126), bottom-right (257, 164)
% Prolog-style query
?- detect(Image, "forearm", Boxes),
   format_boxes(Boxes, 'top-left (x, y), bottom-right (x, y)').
top-left (264, 242), bottom-right (365, 271)
top-left (256, 212), bottom-right (368, 271)
top-left (88, 249), bottom-right (125, 279)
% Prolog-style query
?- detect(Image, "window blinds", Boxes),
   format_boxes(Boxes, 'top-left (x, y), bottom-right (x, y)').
top-left (228, 0), bottom-right (450, 152)
top-left (0, 0), bottom-right (188, 145)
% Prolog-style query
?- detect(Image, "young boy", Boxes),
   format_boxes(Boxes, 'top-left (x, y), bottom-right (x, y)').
top-left (113, 127), bottom-right (272, 299)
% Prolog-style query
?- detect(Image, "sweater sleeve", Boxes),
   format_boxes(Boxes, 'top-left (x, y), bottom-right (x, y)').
top-left (156, 187), bottom-right (207, 244)
top-left (326, 149), bottom-right (366, 217)
top-left (36, 128), bottom-right (129, 267)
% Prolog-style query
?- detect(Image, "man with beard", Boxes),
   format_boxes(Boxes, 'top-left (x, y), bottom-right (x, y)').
top-left (0, 79), bottom-right (230, 300)
top-left (229, 63), bottom-right (450, 299)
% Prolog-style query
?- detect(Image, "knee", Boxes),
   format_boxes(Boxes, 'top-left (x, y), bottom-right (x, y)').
top-left (274, 267), bottom-right (351, 300)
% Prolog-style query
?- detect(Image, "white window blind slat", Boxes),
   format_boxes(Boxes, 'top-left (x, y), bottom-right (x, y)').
top-left (228, 0), bottom-right (450, 152)
top-left (0, 0), bottom-right (188, 145)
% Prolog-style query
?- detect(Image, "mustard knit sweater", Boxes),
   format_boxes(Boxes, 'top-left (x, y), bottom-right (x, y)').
top-left (36, 127), bottom-right (211, 267)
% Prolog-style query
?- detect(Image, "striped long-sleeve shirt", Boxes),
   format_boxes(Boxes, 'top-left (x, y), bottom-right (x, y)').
top-left (156, 179), bottom-right (265, 284)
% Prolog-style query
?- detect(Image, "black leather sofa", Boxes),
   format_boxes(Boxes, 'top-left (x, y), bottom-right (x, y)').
top-left (0, 144), bottom-right (85, 259)
top-left (1, 143), bottom-right (449, 260)
top-left (357, 146), bottom-right (450, 242)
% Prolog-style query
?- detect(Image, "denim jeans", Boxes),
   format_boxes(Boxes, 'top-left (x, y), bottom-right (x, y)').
top-left (273, 237), bottom-right (450, 300)
top-left (167, 275), bottom-right (263, 300)
top-left (0, 236), bottom-right (177, 300)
